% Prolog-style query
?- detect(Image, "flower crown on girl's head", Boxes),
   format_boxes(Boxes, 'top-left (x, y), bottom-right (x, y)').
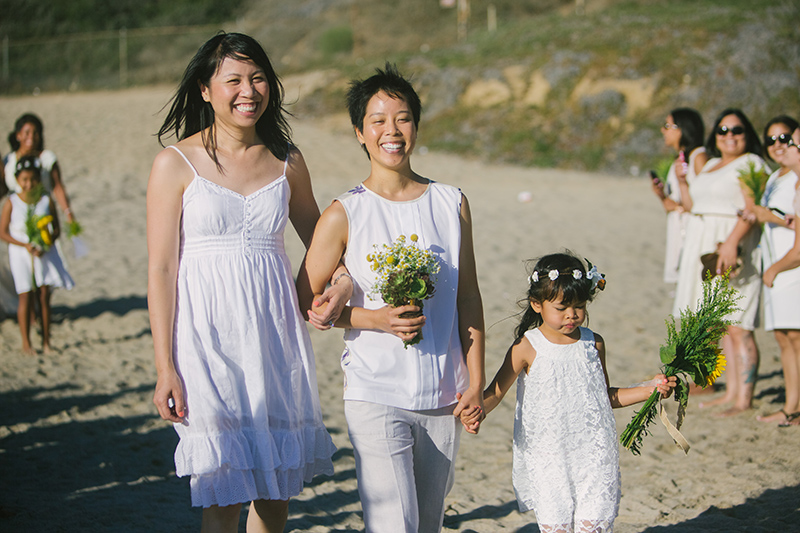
top-left (15, 156), bottom-right (41, 175)
top-left (529, 261), bottom-right (606, 291)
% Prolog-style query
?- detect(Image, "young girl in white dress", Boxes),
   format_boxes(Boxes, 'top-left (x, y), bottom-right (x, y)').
top-left (0, 155), bottom-right (74, 355)
top-left (461, 252), bottom-right (675, 533)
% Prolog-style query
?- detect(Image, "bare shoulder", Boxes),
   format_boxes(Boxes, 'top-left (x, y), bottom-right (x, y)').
top-left (592, 331), bottom-right (606, 351)
top-left (149, 144), bottom-right (194, 193)
top-left (285, 146), bottom-right (310, 179)
top-left (512, 333), bottom-right (537, 371)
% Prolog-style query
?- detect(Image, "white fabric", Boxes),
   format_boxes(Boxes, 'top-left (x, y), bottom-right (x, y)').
top-left (5, 150), bottom-right (58, 193)
top-left (761, 169), bottom-right (800, 330)
top-left (513, 327), bottom-right (620, 532)
top-left (344, 401), bottom-right (460, 533)
top-left (672, 154), bottom-right (764, 329)
top-left (168, 146), bottom-right (335, 508)
top-left (336, 181), bottom-right (469, 410)
top-left (6, 193), bottom-right (74, 294)
top-left (662, 147), bottom-right (705, 284)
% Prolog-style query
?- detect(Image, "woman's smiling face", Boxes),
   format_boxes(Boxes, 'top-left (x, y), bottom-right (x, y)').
top-left (355, 91), bottom-right (417, 172)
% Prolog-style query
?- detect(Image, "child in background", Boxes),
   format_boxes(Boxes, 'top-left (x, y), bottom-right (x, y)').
top-left (461, 252), bottom-right (675, 533)
top-left (0, 155), bottom-right (73, 354)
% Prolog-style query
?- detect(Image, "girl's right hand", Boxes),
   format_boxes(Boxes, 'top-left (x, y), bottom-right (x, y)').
top-left (153, 370), bottom-right (186, 423)
top-left (374, 304), bottom-right (425, 342)
top-left (26, 243), bottom-right (42, 257)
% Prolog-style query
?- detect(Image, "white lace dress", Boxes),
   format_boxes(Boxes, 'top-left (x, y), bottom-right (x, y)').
top-left (513, 327), bottom-right (620, 533)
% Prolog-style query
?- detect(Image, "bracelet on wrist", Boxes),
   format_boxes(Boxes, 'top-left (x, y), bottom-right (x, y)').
top-left (332, 272), bottom-right (353, 286)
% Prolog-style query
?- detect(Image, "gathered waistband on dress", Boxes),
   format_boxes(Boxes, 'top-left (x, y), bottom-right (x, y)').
top-left (181, 233), bottom-right (285, 257)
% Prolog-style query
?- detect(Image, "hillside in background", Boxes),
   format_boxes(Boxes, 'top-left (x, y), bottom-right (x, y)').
top-left (1, 0), bottom-right (799, 173)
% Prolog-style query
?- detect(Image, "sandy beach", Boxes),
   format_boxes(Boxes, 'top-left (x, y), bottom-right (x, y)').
top-left (0, 85), bottom-right (798, 532)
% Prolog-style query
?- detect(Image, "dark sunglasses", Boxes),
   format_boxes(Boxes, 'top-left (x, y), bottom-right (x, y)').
top-left (765, 133), bottom-right (793, 147)
top-left (716, 125), bottom-right (745, 136)
top-left (787, 137), bottom-right (798, 150)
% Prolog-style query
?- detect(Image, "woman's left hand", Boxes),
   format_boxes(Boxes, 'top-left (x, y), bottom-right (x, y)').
top-left (308, 274), bottom-right (354, 330)
top-left (453, 388), bottom-right (485, 434)
top-left (715, 241), bottom-right (739, 276)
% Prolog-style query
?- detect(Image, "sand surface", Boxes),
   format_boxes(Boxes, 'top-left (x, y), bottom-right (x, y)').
top-left (0, 86), bottom-right (798, 532)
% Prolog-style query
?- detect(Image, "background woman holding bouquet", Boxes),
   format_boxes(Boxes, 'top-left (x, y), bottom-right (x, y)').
top-left (4, 113), bottom-right (77, 224)
top-left (147, 32), bottom-right (345, 532)
top-left (761, 125), bottom-right (800, 426)
top-left (299, 64), bottom-right (486, 533)
top-left (672, 108), bottom-right (765, 416)
top-left (739, 115), bottom-right (800, 425)
top-left (0, 155), bottom-right (74, 355)
top-left (650, 107), bottom-right (707, 285)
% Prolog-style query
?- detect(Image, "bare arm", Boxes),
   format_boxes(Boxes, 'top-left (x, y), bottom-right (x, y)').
top-left (764, 220), bottom-right (800, 287)
top-left (451, 195), bottom-right (487, 433)
top-left (48, 198), bottom-right (61, 241)
top-left (49, 162), bottom-right (75, 223)
top-left (288, 148), bottom-right (353, 325)
top-left (299, 200), bottom-right (423, 339)
top-left (483, 337), bottom-right (535, 415)
top-left (147, 148), bottom-right (192, 423)
top-left (597, 334), bottom-right (676, 408)
top-left (716, 183), bottom-right (757, 275)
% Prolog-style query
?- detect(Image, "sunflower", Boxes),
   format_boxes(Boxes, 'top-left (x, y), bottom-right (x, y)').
top-left (706, 348), bottom-right (726, 387)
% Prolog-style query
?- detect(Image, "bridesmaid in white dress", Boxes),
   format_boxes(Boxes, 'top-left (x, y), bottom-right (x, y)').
top-left (762, 126), bottom-right (800, 426)
top-left (147, 33), bottom-right (349, 532)
top-left (650, 107), bottom-right (708, 284)
top-left (673, 108), bottom-right (765, 417)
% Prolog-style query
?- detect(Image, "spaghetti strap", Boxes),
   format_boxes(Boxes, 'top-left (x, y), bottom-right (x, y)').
top-left (283, 144), bottom-right (290, 176)
top-left (168, 145), bottom-right (200, 178)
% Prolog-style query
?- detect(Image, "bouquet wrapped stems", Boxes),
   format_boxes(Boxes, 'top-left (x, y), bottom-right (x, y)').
top-left (620, 273), bottom-right (740, 455)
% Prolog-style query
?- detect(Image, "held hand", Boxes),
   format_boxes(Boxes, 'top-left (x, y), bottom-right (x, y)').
top-left (786, 214), bottom-right (795, 230)
top-left (308, 283), bottom-right (352, 331)
top-left (739, 207), bottom-right (758, 224)
top-left (715, 241), bottom-right (738, 276)
top-left (374, 304), bottom-right (425, 342)
top-left (652, 374), bottom-right (677, 398)
top-left (454, 389), bottom-right (485, 434)
top-left (153, 370), bottom-right (186, 423)
top-left (26, 243), bottom-right (42, 257)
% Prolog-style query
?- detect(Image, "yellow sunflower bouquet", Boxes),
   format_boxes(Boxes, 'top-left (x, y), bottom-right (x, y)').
top-left (24, 185), bottom-right (53, 253)
top-left (620, 273), bottom-right (740, 455)
top-left (368, 234), bottom-right (440, 348)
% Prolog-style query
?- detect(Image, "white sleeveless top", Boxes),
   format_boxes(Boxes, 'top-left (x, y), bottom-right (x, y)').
top-left (336, 181), bottom-right (469, 410)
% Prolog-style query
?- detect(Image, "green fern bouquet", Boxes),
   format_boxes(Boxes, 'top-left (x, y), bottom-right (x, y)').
top-left (737, 159), bottom-right (770, 205)
top-left (368, 234), bottom-right (440, 348)
top-left (620, 273), bottom-right (740, 455)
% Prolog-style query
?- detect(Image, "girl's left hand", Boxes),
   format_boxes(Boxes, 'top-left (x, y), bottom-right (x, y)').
top-left (653, 374), bottom-right (677, 398)
top-left (763, 266), bottom-right (779, 288)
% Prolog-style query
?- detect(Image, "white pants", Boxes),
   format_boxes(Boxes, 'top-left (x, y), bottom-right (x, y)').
top-left (344, 401), bottom-right (461, 533)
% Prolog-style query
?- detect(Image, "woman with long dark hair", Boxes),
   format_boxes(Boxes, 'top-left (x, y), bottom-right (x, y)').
top-left (147, 32), bottom-right (347, 531)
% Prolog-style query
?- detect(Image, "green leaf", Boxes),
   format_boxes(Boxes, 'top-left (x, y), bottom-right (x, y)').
top-left (660, 343), bottom-right (677, 365)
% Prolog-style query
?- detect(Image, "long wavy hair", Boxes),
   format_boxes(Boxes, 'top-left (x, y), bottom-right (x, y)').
top-left (157, 32), bottom-right (292, 168)
top-left (514, 252), bottom-right (602, 340)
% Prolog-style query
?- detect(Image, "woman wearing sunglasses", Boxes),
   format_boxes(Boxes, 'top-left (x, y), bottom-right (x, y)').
top-left (762, 127), bottom-right (800, 426)
top-left (673, 108), bottom-right (765, 417)
top-left (737, 116), bottom-right (800, 425)
top-left (651, 108), bottom-right (708, 285)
